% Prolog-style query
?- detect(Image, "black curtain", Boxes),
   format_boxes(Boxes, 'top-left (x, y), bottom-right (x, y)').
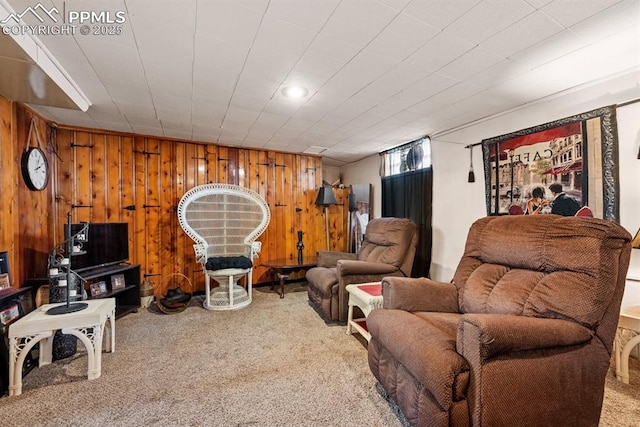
top-left (381, 168), bottom-right (432, 278)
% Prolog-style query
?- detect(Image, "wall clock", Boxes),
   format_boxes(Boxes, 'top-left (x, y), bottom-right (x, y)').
top-left (21, 146), bottom-right (49, 191)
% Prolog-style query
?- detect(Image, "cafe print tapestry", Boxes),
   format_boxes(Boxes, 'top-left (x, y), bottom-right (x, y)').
top-left (482, 122), bottom-right (585, 216)
top-left (481, 106), bottom-right (620, 221)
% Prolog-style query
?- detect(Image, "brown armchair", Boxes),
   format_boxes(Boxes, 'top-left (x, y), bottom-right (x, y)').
top-left (368, 215), bottom-right (631, 427)
top-left (306, 217), bottom-right (418, 322)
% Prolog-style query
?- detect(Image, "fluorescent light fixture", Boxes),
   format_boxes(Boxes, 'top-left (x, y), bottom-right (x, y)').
top-left (281, 85), bottom-right (308, 99)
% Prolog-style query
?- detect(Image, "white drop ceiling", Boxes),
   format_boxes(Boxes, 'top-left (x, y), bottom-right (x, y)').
top-left (1, 0), bottom-right (639, 166)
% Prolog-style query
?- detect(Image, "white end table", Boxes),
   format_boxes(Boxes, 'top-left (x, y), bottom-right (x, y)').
top-left (346, 283), bottom-right (383, 342)
top-left (615, 305), bottom-right (640, 384)
top-left (8, 298), bottom-right (116, 396)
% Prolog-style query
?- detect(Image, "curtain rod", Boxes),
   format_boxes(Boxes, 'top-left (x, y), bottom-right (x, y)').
top-left (462, 98), bottom-right (640, 150)
top-left (617, 97), bottom-right (640, 108)
top-left (464, 142), bottom-right (483, 149)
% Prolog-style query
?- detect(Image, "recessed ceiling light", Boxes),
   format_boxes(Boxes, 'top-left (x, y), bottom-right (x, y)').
top-left (282, 85), bottom-right (308, 99)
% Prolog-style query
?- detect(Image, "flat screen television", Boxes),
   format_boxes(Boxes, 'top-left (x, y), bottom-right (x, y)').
top-left (65, 223), bottom-right (129, 272)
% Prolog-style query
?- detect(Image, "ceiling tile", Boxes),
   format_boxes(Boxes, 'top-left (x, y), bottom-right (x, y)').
top-left (568, 0), bottom-right (640, 43)
top-left (481, 10), bottom-right (565, 57)
top-left (248, 16), bottom-right (317, 63)
top-left (402, 31), bottom-right (475, 73)
top-left (195, 0), bottom-right (265, 45)
top-left (223, 106), bottom-right (260, 125)
top-left (378, 0), bottom-right (413, 11)
top-left (164, 129), bottom-right (193, 140)
top-left (253, 112), bottom-right (290, 129)
top-left (146, 72), bottom-right (192, 99)
top-left (438, 46), bottom-right (504, 81)
top-left (408, 81), bottom-right (483, 115)
top-left (192, 114), bottom-right (223, 128)
top-left (319, 0), bottom-right (400, 47)
top-left (466, 58), bottom-right (530, 89)
top-left (524, 0), bottom-right (554, 7)
top-left (265, 0), bottom-right (340, 29)
top-left (385, 73), bottom-right (460, 109)
top-left (445, 0), bottom-right (534, 44)
top-left (541, 0), bottom-right (623, 27)
top-left (366, 12), bottom-right (440, 61)
top-left (123, 115), bottom-right (161, 128)
top-left (403, 0), bottom-right (481, 30)
top-left (508, 29), bottom-right (584, 72)
top-left (117, 103), bottom-right (157, 119)
top-left (320, 50), bottom-right (399, 97)
top-left (234, 72), bottom-right (282, 99)
top-left (93, 121), bottom-right (133, 133)
top-left (130, 125), bottom-right (164, 137)
top-left (262, 99), bottom-right (302, 116)
top-left (157, 108), bottom-right (191, 123)
top-left (192, 123), bottom-right (222, 136)
top-left (194, 34), bottom-right (250, 75)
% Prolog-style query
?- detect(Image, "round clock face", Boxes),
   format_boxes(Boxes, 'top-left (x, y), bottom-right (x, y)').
top-left (21, 147), bottom-right (49, 191)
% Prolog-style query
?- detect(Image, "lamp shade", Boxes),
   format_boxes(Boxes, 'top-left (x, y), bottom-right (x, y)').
top-left (315, 185), bottom-right (338, 206)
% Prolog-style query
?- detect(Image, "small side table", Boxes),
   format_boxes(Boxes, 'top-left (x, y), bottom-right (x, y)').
top-left (615, 305), bottom-right (640, 384)
top-left (262, 258), bottom-right (316, 298)
top-left (346, 283), bottom-right (383, 342)
top-left (8, 298), bottom-right (116, 396)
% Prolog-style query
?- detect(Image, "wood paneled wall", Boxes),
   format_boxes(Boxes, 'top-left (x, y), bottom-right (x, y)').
top-left (0, 97), bottom-right (350, 295)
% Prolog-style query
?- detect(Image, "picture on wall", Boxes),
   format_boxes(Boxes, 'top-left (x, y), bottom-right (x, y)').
top-left (348, 184), bottom-right (371, 253)
top-left (482, 105), bottom-right (619, 220)
top-left (485, 122), bottom-right (584, 215)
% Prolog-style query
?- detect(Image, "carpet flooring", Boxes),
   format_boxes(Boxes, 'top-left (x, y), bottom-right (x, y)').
top-left (1, 282), bottom-right (638, 426)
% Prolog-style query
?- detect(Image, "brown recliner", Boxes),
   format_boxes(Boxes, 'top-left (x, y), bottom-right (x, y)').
top-left (368, 215), bottom-right (631, 427)
top-left (306, 217), bottom-right (418, 322)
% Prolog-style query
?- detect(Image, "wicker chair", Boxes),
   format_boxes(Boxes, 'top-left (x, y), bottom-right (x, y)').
top-left (177, 184), bottom-right (270, 310)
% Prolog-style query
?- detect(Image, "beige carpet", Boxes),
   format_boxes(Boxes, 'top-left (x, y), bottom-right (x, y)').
top-left (1, 282), bottom-right (638, 426)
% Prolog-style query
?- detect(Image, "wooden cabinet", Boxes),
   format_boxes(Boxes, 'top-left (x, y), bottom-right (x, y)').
top-left (81, 264), bottom-right (141, 318)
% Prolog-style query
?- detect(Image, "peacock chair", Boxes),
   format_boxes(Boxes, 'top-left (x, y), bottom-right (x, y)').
top-left (177, 184), bottom-right (270, 310)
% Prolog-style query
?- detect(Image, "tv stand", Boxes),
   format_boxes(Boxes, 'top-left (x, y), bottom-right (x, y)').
top-left (81, 264), bottom-right (140, 318)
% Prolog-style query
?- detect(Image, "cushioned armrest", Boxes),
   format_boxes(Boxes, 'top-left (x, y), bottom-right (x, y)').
top-left (316, 251), bottom-right (357, 267)
top-left (337, 260), bottom-right (398, 276)
top-left (382, 277), bottom-right (459, 312)
top-left (457, 314), bottom-right (594, 360)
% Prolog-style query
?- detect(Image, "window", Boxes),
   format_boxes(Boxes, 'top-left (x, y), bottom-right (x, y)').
top-left (381, 137), bottom-right (431, 177)
top-left (380, 136), bottom-right (433, 278)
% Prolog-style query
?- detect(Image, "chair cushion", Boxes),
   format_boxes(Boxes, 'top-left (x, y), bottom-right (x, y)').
top-left (367, 309), bottom-right (469, 408)
top-left (453, 215), bottom-right (630, 328)
top-left (305, 267), bottom-right (338, 296)
top-left (358, 218), bottom-right (417, 267)
top-left (205, 256), bottom-right (252, 271)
